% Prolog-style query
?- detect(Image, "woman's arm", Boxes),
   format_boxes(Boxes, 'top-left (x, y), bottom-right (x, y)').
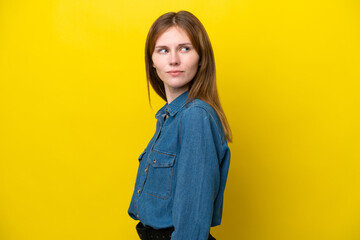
top-left (171, 106), bottom-right (222, 240)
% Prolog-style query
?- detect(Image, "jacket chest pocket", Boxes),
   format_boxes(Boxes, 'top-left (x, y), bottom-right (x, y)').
top-left (145, 150), bottom-right (176, 199)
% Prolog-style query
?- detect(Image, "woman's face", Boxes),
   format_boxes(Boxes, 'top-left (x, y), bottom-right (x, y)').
top-left (152, 26), bottom-right (200, 98)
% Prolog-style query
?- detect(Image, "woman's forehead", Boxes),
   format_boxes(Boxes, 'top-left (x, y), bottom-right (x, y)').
top-left (155, 26), bottom-right (192, 46)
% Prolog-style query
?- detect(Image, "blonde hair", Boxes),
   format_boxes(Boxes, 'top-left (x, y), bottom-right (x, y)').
top-left (145, 11), bottom-right (232, 142)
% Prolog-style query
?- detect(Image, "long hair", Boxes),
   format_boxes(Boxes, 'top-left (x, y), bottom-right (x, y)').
top-left (145, 11), bottom-right (232, 142)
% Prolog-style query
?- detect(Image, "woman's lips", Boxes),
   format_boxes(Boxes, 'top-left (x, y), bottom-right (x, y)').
top-left (167, 71), bottom-right (184, 76)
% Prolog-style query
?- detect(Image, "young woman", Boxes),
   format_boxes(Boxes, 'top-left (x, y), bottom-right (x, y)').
top-left (128, 11), bottom-right (232, 240)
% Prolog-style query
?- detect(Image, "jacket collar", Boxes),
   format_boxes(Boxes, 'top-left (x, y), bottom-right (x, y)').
top-left (155, 91), bottom-right (189, 119)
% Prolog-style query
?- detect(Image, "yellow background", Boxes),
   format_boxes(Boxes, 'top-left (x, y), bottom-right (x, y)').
top-left (1, 0), bottom-right (359, 239)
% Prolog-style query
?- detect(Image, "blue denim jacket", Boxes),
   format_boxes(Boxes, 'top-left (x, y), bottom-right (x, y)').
top-left (128, 91), bottom-right (231, 240)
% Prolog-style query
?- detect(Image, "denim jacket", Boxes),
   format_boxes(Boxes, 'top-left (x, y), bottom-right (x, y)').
top-left (128, 91), bottom-right (231, 240)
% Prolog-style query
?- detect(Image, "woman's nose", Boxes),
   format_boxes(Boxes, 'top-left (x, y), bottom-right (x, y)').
top-left (169, 52), bottom-right (180, 66)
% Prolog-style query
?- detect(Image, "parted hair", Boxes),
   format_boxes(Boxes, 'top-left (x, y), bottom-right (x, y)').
top-left (145, 10), bottom-right (232, 142)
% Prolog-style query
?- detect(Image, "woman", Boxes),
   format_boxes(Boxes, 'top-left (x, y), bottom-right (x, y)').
top-left (128, 10), bottom-right (232, 240)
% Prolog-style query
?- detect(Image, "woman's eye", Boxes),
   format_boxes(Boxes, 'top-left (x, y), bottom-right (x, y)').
top-left (180, 47), bottom-right (190, 52)
top-left (159, 49), bottom-right (168, 53)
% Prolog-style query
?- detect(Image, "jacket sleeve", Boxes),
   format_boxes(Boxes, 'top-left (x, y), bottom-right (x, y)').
top-left (171, 106), bottom-right (222, 240)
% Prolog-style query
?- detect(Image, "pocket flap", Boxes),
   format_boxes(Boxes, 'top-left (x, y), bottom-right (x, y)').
top-left (149, 151), bottom-right (176, 167)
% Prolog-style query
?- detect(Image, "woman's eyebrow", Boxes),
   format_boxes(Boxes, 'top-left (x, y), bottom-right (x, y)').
top-left (178, 43), bottom-right (192, 46)
top-left (155, 43), bottom-right (193, 48)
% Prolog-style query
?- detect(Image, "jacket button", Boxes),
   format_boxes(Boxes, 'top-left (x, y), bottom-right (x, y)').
top-left (137, 189), bottom-right (141, 194)
top-left (153, 159), bottom-right (157, 164)
top-left (144, 167), bottom-right (148, 173)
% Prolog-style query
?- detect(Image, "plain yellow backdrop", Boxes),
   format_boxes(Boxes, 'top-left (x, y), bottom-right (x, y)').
top-left (0, 0), bottom-right (359, 239)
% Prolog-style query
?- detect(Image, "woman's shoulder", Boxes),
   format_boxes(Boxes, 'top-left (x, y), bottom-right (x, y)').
top-left (184, 99), bottom-right (218, 120)
top-left (180, 98), bottom-right (226, 140)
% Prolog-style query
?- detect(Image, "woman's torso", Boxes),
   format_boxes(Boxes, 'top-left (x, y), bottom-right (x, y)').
top-left (128, 91), bottom-right (231, 234)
